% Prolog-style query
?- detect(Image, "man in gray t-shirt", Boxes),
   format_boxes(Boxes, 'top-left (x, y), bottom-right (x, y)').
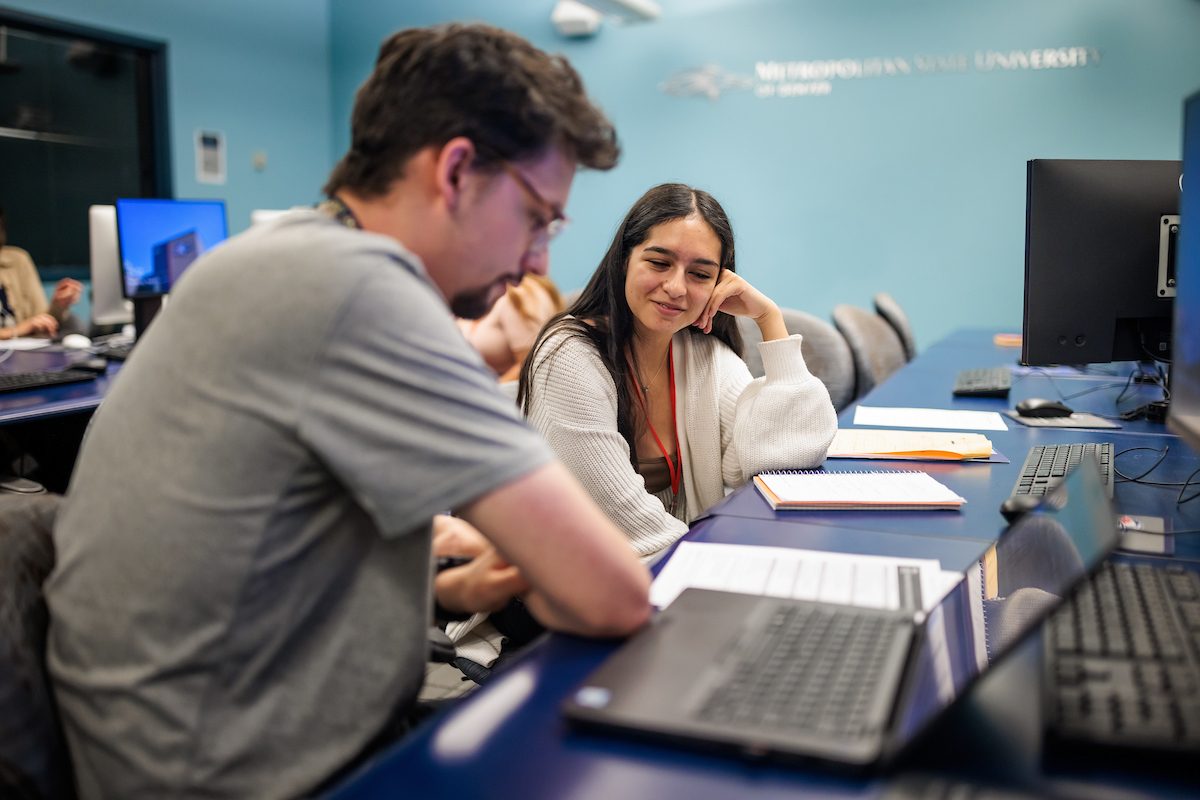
top-left (45, 24), bottom-right (649, 799)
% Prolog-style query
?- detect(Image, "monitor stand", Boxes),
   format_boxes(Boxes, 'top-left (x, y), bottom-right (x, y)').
top-left (1149, 362), bottom-right (1172, 423)
top-left (132, 295), bottom-right (163, 341)
top-left (1125, 361), bottom-right (1171, 423)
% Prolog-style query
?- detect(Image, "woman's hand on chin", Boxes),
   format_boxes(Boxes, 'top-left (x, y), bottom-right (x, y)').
top-left (693, 272), bottom-right (784, 339)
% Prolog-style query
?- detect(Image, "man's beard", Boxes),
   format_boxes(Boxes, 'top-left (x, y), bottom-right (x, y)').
top-left (450, 281), bottom-right (507, 319)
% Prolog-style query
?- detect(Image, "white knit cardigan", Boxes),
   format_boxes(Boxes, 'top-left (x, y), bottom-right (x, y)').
top-left (526, 327), bottom-right (838, 558)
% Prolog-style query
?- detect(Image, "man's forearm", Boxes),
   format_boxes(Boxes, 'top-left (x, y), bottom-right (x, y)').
top-left (459, 461), bottom-right (651, 638)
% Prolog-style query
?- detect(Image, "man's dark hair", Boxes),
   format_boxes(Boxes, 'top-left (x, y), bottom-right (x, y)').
top-left (324, 23), bottom-right (619, 197)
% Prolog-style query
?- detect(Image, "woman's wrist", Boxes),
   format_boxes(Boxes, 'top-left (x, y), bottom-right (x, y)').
top-left (753, 305), bottom-right (787, 341)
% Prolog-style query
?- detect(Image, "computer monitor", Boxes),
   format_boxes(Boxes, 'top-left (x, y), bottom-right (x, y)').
top-left (115, 198), bottom-right (227, 337)
top-left (250, 208), bottom-right (289, 226)
top-left (1021, 159), bottom-right (1181, 367)
top-left (116, 198), bottom-right (228, 298)
top-left (1168, 91), bottom-right (1200, 451)
top-left (87, 205), bottom-right (133, 327)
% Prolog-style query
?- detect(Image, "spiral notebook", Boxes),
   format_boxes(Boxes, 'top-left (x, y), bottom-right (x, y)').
top-left (753, 470), bottom-right (966, 511)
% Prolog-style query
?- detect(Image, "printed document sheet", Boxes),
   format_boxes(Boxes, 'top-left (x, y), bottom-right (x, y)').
top-left (1, 338), bottom-right (54, 351)
top-left (853, 405), bottom-right (1009, 431)
top-left (651, 541), bottom-right (952, 612)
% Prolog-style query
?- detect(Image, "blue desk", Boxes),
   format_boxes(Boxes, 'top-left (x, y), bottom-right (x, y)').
top-left (335, 627), bottom-right (893, 799)
top-left (0, 348), bottom-right (115, 424)
top-left (0, 347), bottom-right (117, 491)
top-left (704, 329), bottom-right (1200, 559)
top-left (703, 439), bottom-right (1200, 562)
top-left (329, 329), bottom-right (1200, 800)
top-left (885, 329), bottom-right (1171, 437)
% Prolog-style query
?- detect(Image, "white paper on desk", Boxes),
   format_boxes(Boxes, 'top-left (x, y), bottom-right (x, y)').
top-left (651, 541), bottom-right (947, 612)
top-left (853, 405), bottom-right (1009, 432)
top-left (0, 338), bottom-right (53, 351)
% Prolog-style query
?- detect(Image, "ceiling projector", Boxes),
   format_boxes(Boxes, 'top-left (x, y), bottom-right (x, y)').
top-left (551, 0), bottom-right (662, 38)
top-left (551, 0), bottom-right (605, 38)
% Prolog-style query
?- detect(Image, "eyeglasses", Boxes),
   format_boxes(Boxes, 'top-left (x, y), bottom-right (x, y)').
top-left (495, 160), bottom-right (569, 250)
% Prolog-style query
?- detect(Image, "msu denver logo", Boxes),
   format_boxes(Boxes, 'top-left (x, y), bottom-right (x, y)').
top-left (659, 64), bottom-right (754, 100)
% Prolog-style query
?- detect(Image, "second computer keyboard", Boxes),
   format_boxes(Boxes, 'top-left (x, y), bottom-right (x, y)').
top-left (100, 342), bottom-right (135, 361)
top-left (0, 368), bottom-right (99, 394)
top-left (1043, 560), bottom-right (1200, 760)
top-left (952, 366), bottom-right (1013, 397)
top-left (1010, 442), bottom-right (1114, 500)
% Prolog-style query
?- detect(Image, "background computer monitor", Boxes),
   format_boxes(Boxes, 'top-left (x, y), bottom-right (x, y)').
top-left (115, 198), bottom-right (227, 338)
top-left (87, 204), bottom-right (133, 327)
top-left (1169, 91), bottom-right (1200, 451)
top-left (115, 198), bottom-right (228, 300)
top-left (1021, 159), bottom-right (1181, 367)
top-left (250, 208), bottom-right (289, 226)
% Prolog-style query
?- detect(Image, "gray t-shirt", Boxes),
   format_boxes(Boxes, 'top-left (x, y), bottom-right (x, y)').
top-left (45, 211), bottom-right (552, 798)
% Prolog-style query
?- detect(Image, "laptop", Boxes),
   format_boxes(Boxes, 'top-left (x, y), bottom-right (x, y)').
top-left (563, 461), bottom-right (1119, 769)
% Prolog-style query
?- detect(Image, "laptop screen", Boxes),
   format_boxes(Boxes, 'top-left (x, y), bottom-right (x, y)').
top-left (890, 462), bottom-right (1119, 748)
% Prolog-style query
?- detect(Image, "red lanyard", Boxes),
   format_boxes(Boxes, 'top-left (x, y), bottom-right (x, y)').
top-left (628, 342), bottom-right (681, 509)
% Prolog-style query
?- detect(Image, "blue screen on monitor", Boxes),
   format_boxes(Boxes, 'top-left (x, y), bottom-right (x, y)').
top-left (1169, 89), bottom-right (1200, 450)
top-left (115, 198), bottom-right (228, 298)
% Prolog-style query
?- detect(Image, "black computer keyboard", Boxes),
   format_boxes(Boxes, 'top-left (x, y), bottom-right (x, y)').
top-left (100, 342), bottom-right (135, 361)
top-left (953, 367), bottom-right (1013, 398)
top-left (1010, 442), bottom-right (1114, 500)
top-left (884, 775), bottom-right (1044, 800)
top-left (695, 603), bottom-right (907, 739)
top-left (1043, 561), bottom-right (1200, 758)
top-left (0, 368), bottom-right (99, 393)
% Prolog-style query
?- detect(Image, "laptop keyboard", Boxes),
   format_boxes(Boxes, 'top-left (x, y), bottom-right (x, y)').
top-left (1010, 443), bottom-right (1114, 500)
top-left (1044, 561), bottom-right (1200, 754)
top-left (695, 603), bottom-right (907, 739)
top-left (0, 368), bottom-right (98, 393)
top-left (953, 367), bottom-right (1013, 397)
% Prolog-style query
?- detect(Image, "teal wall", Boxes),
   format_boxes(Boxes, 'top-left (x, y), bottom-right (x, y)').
top-left (3, 0), bottom-right (331, 235)
top-left (331, 0), bottom-right (1200, 348)
top-left (8, 1), bottom-right (1200, 346)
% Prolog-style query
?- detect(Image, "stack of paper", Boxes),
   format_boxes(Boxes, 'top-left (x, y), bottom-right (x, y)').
top-left (827, 428), bottom-right (993, 461)
top-left (650, 541), bottom-right (952, 612)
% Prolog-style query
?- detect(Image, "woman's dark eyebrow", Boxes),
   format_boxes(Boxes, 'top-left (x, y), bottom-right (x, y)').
top-left (643, 245), bottom-right (719, 268)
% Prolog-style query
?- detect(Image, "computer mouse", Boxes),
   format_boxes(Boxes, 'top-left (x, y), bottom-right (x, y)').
top-left (61, 333), bottom-right (93, 350)
top-left (999, 494), bottom-right (1042, 522)
top-left (1015, 397), bottom-right (1074, 418)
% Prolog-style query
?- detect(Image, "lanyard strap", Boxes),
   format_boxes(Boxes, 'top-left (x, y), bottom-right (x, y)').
top-left (318, 196), bottom-right (361, 229)
top-left (628, 342), bottom-right (681, 505)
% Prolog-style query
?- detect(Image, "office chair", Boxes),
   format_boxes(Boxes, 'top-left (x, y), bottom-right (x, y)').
top-left (831, 303), bottom-right (908, 400)
top-left (735, 309), bottom-right (856, 412)
top-left (0, 494), bottom-right (75, 800)
top-left (872, 292), bottom-right (917, 361)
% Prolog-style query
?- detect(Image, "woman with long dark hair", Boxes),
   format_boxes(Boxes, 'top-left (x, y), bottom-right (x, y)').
top-left (518, 184), bottom-right (837, 557)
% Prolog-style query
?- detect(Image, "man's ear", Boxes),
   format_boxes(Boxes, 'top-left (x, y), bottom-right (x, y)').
top-left (435, 136), bottom-right (478, 212)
